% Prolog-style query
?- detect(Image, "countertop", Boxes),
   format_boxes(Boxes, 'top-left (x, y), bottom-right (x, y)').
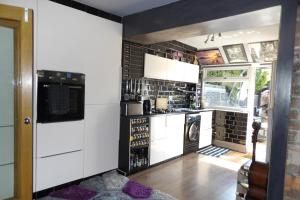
top-left (121, 108), bottom-right (247, 118)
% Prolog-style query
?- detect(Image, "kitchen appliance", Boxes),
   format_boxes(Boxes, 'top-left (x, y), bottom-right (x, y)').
top-left (37, 70), bottom-right (85, 123)
top-left (143, 100), bottom-right (151, 115)
top-left (183, 112), bottom-right (201, 154)
top-left (121, 102), bottom-right (143, 116)
top-left (155, 97), bottom-right (168, 111)
top-left (119, 116), bottom-right (150, 175)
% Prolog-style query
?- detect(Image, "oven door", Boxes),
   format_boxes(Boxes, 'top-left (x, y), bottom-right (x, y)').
top-left (37, 82), bottom-right (84, 123)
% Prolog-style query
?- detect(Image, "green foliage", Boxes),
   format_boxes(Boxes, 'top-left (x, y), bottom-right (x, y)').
top-left (255, 69), bottom-right (269, 94)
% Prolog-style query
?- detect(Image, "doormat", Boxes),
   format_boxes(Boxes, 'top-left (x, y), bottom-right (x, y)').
top-left (197, 145), bottom-right (230, 157)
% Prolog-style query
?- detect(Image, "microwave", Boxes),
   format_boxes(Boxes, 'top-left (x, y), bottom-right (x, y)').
top-left (37, 70), bottom-right (85, 123)
top-left (120, 102), bottom-right (143, 116)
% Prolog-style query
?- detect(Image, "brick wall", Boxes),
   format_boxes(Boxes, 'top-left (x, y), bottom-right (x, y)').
top-left (121, 40), bottom-right (201, 108)
top-left (213, 111), bottom-right (248, 145)
top-left (284, 7), bottom-right (300, 200)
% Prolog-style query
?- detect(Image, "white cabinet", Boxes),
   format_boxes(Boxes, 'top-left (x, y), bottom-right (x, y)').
top-left (199, 111), bottom-right (213, 149)
top-left (183, 63), bottom-right (200, 83)
top-left (144, 54), bottom-right (199, 83)
top-left (144, 53), bottom-right (169, 80)
top-left (83, 104), bottom-right (120, 178)
top-left (36, 151), bottom-right (83, 191)
top-left (150, 114), bottom-right (185, 165)
top-left (36, 121), bottom-right (84, 157)
top-left (166, 114), bottom-right (185, 158)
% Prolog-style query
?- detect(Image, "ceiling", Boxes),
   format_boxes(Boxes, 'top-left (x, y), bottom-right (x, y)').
top-left (179, 24), bottom-right (280, 50)
top-left (74, 0), bottom-right (179, 16)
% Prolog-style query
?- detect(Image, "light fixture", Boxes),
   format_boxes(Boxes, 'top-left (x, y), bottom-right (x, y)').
top-left (204, 34), bottom-right (210, 44)
top-left (210, 34), bottom-right (215, 41)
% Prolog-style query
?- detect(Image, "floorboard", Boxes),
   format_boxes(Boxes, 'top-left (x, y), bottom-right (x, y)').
top-left (130, 151), bottom-right (251, 200)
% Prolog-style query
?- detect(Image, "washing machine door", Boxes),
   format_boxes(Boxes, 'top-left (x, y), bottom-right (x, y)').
top-left (188, 121), bottom-right (199, 142)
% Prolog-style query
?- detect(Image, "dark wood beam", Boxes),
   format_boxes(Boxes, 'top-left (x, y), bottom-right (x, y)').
top-left (123, 0), bottom-right (280, 38)
top-left (267, 0), bottom-right (298, 199)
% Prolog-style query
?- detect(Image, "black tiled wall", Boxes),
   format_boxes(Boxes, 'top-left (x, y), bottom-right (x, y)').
top-left (213, 111), bottom-right (248, 145)
top-left (121, 40), bottom-right (201, 108)
top-left (122, 40), bottom-right (198, 80)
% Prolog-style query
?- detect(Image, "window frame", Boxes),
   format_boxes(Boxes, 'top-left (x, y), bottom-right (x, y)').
top-left (202, 65), bottom-right (254, 112)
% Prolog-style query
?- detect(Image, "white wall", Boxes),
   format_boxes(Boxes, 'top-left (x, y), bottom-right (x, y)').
top-left (0, 0), bottom-right (122, 192)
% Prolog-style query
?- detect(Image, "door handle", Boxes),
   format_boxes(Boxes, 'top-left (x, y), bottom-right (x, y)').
top-left (24, 117), bottom-right (31, 125)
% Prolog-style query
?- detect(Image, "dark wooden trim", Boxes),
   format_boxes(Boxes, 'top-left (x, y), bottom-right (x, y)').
top-left (267, 0), bottom-right (298, 199)
top-left (123, 0), bottom-right (280, 38)
top-left (49, 0), bottom-right (122, 23)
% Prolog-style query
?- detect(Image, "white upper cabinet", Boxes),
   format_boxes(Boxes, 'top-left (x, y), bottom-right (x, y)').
top-left (144, 54), bottom-right (169, 80)
top-left (183, 63), bottom-right (199, 83)
top-left (144, 54), bottom-right (199, 83)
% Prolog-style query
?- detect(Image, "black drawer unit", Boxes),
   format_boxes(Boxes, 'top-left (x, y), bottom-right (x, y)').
top-left (119, 116), bottom-right (150, 175)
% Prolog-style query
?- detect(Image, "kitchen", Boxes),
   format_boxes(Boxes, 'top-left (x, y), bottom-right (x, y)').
top-left (118, 20), bottom-right (279, 198)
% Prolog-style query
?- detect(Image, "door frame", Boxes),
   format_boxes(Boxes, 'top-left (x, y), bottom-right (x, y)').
top-left (0, 4), bottom-right (33, 200)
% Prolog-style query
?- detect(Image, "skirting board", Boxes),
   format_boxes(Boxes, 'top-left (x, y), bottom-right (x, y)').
top-left (213, 139), bottom-right (246, 153)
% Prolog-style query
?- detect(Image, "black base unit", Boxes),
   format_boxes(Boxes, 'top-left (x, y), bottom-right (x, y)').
top-left (119, 116), bottom-right (150, 175)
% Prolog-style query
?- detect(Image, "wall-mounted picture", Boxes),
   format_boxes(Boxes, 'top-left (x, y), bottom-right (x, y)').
top-left (223, 44), bottom-right (248, 63)
top-left (196, 49), bottom-right (225, 65)
top-left (248, 40), bottom-right (278, 63)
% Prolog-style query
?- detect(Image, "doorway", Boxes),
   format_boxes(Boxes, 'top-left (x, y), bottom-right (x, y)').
top-left (0, 4), bottom-right (33, 200)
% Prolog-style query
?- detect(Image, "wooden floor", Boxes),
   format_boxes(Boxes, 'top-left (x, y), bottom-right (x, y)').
top-left (130, 151), bottom-right (251, 200)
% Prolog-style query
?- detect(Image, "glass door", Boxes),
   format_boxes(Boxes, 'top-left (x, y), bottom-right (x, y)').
top-left (0, 25), bottom-right (15, 200)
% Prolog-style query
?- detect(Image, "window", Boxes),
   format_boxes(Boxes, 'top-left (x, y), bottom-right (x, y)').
top-left (202, 66), bottom-right (252, 110)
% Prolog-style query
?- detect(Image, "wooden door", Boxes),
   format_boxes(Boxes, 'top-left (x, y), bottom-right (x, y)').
top-left (0, 4), bottom-right (33, 200)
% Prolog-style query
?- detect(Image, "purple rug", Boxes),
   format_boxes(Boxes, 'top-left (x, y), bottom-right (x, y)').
top-left (122, 180), bottom-right (153, 199)
top-left (49, 185), bottom-right (97, 200)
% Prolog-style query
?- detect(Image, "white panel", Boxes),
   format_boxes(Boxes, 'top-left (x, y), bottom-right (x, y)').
top-left (150, 139), bottom-right (169, 165)
top-left (37, 121), bottom-right (84, 157)
top-left (0, 127), bottom-right (14, 165)
top-left (84, 104), bottom-right (119, 177)
top-left (144, 54), bottom-right (168, 80)
top-left (150, 115), bottom-right (167, 142)
top-left (183, 63), bottom-right (199, 83)
top-left (0, 164), bottom-right (14, 199)
top-left (37, 0), bottom-right (87, 72)
top-left (166, 114), bottom-right (185, 157)
top-left (0, 27), bottom-right (14, 126)
top-left (200, 111), bottom-right (213, 130)
top-left (83, 14), bottom-right (122, 105)
top-left (166, 60), bottom-right (184, 82)
top-left (199, 128), bottom-right (213, 149)
top-left (36, 151), bottom-right (83, 191)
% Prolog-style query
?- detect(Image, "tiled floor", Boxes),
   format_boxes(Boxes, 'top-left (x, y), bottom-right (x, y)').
top-left (130, 151), bottom-right (251, 200)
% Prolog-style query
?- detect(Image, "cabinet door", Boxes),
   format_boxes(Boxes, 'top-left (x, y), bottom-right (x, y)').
top-left (150, 115), bottom-right (167, 142)
top-left (166, 114), bottom-right (185, 158)
top-left (84, 104), bottom-right (119, 177)
top-left (144, 54), bottom-right (168, 80)
top-left (166, 60), bottom-right (184, 82)
top-left (183, 63), bottom-right (199, 83)
top-left (36, 151), bottom-right (83, 191)
top-left (200, 111), bottom-right (213, 130)
top-left (150, 139), bottom-right (168, 165)
top-left (199, 128), bottom-right (213, 149)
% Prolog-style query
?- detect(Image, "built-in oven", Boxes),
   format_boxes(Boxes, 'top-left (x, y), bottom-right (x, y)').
top-left (37, 70), bottom-right (85, 123)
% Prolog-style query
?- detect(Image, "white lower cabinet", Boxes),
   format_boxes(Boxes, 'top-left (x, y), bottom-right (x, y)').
top-left (199, 111), bottom-right (213, 149)
top-left (83, 104), bottom-right (119, 177)
top-left (150, 114), bottom-right (185, 165)
top-left (36, 151), bottom-right (83, 191)
top-left (199, 128), bottom-right (213, 149)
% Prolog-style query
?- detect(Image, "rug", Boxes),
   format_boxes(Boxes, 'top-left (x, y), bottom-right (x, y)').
top-left (197, 145), bottom-right (230, 157)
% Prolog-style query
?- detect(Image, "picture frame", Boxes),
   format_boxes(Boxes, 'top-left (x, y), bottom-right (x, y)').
top-left (195, 48), bottom-right (225, 65)
top-left (223, 44), bottom-right (248, 63)
top-left (248, 40), bottom-right (278, 63)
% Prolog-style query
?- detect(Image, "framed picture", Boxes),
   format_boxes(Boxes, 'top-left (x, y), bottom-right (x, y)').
top-left (248, 40), bottom-right (278, 63)
top-left (196, 49), bottom-right (225, 65)
top-left (223, 44), bottom-right (248, 63)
